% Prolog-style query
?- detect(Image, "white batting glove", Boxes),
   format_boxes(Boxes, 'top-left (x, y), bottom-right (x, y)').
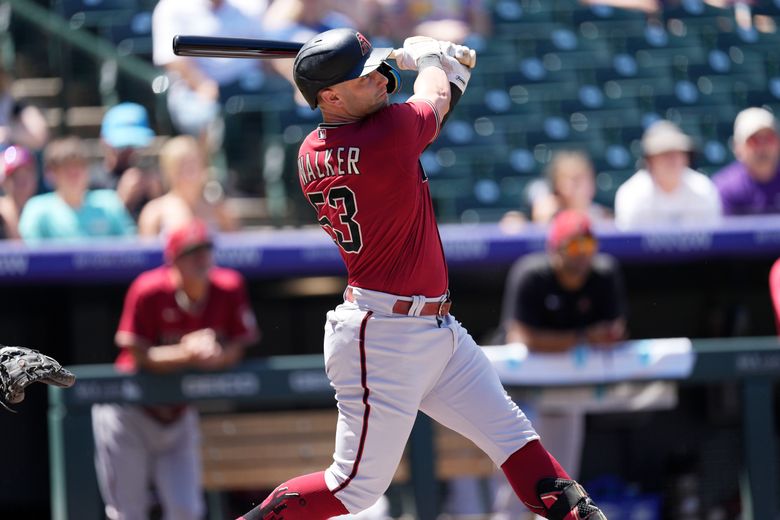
top-left (442, 54), bottom-right (471, 93)
top-left (439, 41), bottom-right (477, 69)
top-left (402, 36), bottom-right (443, 67)
top-left (391, 47), bottom-right (417, 71)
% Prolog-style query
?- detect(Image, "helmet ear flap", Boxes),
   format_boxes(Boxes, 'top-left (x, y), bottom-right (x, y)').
top-left (378, 62), bottom-right (401, 96)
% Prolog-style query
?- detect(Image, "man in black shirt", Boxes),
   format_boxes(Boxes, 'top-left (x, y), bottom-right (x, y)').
top-left (502, 209), bottom-right (626, 352)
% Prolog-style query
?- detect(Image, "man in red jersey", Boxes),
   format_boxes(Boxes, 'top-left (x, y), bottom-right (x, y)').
top-left (238, 28), bottom-right (606, 520)
top-left (92, 219), bottom-right (259, 520)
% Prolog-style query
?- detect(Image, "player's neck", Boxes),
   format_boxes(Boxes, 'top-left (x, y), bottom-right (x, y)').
top-left (321, 108), bottom-right (360, 124)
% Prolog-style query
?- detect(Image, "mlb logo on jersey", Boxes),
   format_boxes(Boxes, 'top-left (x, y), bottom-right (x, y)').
top-left (356, 32), bottom-right (371, 56)
top-left (318, 128), bottom-right (327, 140)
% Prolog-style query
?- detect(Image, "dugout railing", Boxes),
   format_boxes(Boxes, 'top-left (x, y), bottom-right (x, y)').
top-left (48, 337), bottom-right (779, 520)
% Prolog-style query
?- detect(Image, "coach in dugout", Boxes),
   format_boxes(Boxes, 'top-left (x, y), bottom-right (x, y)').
top-left (91, 219), bottom-right (259, 520)
top-left (713, 106), bottom-right (780, 215)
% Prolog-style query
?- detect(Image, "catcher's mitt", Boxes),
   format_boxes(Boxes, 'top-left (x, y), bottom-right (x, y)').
top-left (0, 345), bottom-right (76, 412)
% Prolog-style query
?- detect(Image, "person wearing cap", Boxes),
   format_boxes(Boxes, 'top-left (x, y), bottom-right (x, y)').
top-left (492, 209), bottom-right (627, 518)
top-left (237, 27), bottom-right (608, 520)
top-left (712, 107), bottom-right (780, 215)
top-left (18, 136), bottom-right (136, 242)
top-left (91, 218), bottom-right (260, 520)
top-left (99, 102), bottom-right (163, 219)
top-left (613, 120), bottom-right (722, 230)
top-left (0, 145), bottom-right (38, 239)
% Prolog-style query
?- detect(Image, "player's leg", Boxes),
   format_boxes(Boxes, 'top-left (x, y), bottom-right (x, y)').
top-left (91, 404), bottom-right (152, 520)
top-left (153, 408), bottom-right (206, 520)
top-left (419, 316), bottom-right (605, 519)
top-left (237, 305), bottom-right (457, 519)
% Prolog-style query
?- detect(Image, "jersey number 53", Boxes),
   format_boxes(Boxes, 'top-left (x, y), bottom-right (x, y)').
top-left (307, 187), bottom-right (363, 254)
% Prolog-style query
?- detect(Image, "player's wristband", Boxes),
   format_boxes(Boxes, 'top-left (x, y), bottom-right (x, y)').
top-left (417, 54), bottom-right (443, 71)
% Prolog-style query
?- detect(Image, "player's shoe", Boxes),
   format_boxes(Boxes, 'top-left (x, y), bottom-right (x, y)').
top-left (237, 487), bottom-right (301, 520)
top-left (537, 478), bottom-right (607, 520)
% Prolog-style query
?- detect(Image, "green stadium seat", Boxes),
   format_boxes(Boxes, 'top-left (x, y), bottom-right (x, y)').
top-left (54, 0), bottom-right (136, 29)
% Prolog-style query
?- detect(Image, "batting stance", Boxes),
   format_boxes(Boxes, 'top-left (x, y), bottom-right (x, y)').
top-left (238, 29), bottom-right (607, 520)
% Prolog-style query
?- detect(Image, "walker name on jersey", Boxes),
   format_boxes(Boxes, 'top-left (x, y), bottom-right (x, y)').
top-left (298, 147), bottom-right (361, 186)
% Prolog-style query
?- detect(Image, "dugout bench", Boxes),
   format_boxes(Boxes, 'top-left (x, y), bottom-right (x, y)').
top-left (49, 337), bottom-right (780, 520)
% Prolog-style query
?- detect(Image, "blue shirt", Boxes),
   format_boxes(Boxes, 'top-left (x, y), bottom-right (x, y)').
top-left (19, 189), bottom-right (136, 241)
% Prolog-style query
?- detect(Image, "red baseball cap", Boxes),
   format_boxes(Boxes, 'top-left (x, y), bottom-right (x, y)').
top-left (547, 209), bottom-right (592, 250)
top-left (1, 145), bottom-right (35, 181)
top-left (164, 219), bottom-right (213, 263)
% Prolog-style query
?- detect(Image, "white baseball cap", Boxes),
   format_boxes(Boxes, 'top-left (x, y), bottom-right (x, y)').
top-left (733, 107), bottom-right (777, 146)
top-left (641, 120), bottom-right (693, 157)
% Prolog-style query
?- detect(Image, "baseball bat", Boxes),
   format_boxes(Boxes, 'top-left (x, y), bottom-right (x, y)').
top-left (172, 35), bottom-right (476, 67)
top-left (173, 35), bottom-right (304, 59)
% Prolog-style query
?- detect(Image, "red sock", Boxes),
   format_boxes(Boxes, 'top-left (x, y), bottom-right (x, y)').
top-left (237, 471), bottom-right (349, 520)
top-left (500, 439), bottom-right (571, 515)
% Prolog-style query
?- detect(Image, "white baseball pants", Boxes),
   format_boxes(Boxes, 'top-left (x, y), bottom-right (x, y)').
top-left (91, 404), bottom-right (205, 520)
top-left (322, 286), bottom-right (539, 513)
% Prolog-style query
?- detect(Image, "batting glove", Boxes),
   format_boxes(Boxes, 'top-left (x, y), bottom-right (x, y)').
top-left (442, 54), bottom-right (471, 93)
top-left (402, 36), bottom-right (443, 67)
top-left (439, 41), bottom-right (477, 69)
top-left (392, 47), bottom-right (418, 71)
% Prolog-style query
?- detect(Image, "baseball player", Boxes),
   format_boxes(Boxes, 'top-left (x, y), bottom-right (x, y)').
top-left (92, 219), bottom-right (260, 520)
top-left (238, 29), bottom-right (606, 520)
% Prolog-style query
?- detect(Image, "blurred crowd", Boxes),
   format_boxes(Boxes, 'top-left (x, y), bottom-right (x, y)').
top-left (1, 1), bottom-right (779, 519)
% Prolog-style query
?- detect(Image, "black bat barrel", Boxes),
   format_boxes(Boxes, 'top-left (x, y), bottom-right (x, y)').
top-left (173, 35), bottom-right (304, 59)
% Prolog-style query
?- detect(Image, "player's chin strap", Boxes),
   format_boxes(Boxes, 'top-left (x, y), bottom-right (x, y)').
top-left (537, 478), bottom-right (608, 520)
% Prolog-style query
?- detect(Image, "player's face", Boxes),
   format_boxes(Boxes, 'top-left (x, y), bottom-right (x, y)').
top-left (333, 70), bottom-right (389, 117)
top-left (175, 245), bottom-right (214, 281)
top-left (738, 128), bottom-right (780, 181)
top-left (557, 234), bottom-right (597, 277)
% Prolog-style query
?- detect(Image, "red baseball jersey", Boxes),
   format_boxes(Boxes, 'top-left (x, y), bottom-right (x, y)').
top-left (114, 266), bottom-right (259, 371)
top-left (298, 99), bottom-right (448, 297)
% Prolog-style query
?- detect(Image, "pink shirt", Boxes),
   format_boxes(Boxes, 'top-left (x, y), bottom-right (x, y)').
top-left (298, 100), bottom-right (448, 297)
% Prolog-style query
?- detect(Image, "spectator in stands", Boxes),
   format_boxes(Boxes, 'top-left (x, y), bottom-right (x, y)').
top-left (380, 0), bottom-right (491, 46)
top-left (152, 0), bottom-right (268, 185)
top-left (0, 145), bottom-right (38, 240)
top-left (91, 219), bottom-right (259, 520)
top-left (493, 209), bottom-right (627, 518)
top-left (614, 120), bottom-right (722, 230)
top-left (529, 150), bottom-right (612, 225)
top-left (0, 63), bottom-right (49, 152)
top-left (138, 135), bottom-right (238, 236)
top-left (99, 102), bottom-right (163, 220)
top-left (18, 136), bottom-right (135, 241)
top-left (713, 107), bottom-right (780, 215)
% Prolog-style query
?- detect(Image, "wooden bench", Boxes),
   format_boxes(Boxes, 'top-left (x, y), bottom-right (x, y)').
top-left (199, 409), bottom-right (497, 501)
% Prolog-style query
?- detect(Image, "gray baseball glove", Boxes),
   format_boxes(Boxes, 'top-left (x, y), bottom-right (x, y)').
top-left (0, 345), bottom-right (76, 412)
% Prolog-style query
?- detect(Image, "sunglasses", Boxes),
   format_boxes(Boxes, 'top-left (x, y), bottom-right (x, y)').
top-left (560, 235), bottom-right (598, 256)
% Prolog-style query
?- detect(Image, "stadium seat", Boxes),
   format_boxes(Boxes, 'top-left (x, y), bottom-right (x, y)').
top-left (54, 0), bottom-right (136, 29)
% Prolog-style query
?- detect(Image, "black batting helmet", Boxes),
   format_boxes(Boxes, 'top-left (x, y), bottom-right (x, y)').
top-left (293, 28), bottom-right (401, 109)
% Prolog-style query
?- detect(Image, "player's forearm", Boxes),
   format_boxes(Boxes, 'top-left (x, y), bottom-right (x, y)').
top-left (412, 60), bottom-right (451, 119)
top-left (133, 344), bottom-right (194, 373)
top-left (217, 341), bottom-right (249, 369)
top-left (506, 322), bottom-right (579, 353)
